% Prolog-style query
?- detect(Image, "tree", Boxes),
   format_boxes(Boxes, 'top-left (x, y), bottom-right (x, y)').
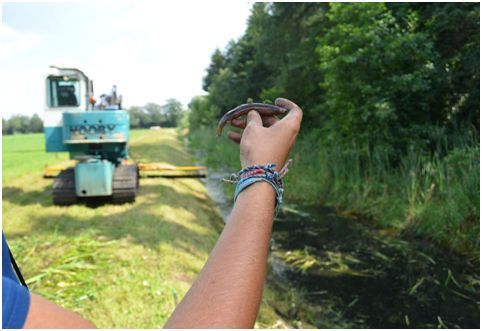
top-left (144, 103), bottom-right (164, 127)
top-left (29, 114), bottom-right (43, 133)
top-left (190, 2), bottom-right (479, 159)
top-left (162, 99), bottom-right (183, 127)
top-left (188, 95), bottom-right (216, 131)
top-left (8, 115), bottom-right (31, 134)
top-left (128, 106), bottom-right (142, 128)
top-left (2, 118), bottom-right (10, 135)
top-left (256, 2), bottom-right (328, 123)
top-left (317, 3), bottom-right (438, 153)
top-left (198, 3), bottom-right (329, 127)
top-left (203, 49), bottom-right (226, 92)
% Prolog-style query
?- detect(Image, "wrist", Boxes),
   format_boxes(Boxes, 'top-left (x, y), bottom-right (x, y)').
top-left (235, 181), bottom-right (276, 218)
top-left (237, 180), bottom-right (275, 200)
top-left (224, 160), bottom-right (292, 216)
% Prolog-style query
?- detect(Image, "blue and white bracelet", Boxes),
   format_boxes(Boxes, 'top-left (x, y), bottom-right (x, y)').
top-left (223, 160), bottom-right (292, 214)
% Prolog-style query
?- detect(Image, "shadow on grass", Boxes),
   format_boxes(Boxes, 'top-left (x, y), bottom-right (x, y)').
top-left (2, 184), bottom-right (151, 209)
top-left (4, 178), bottom-right (222, 217)
top-left (6, 178), bottom-right (224, 260)
top-left (3, 185), bottom-right (53, 207)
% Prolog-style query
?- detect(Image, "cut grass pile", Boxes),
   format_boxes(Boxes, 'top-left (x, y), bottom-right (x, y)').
top-left (2, 129), bottom-right (284, 328)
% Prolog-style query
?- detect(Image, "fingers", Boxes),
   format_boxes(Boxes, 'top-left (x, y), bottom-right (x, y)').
top-left (275, 97), bottom-right (300, 110)
top-left (230, 115), bottom-right (278, 129)
top-left (246, 110), bottom-right (262, 127)
top-left (230, 118), bottom-right (246, 129)
top-left (275, 97), bottom-right (303, 126)
top-left (262, 115), bottom-right (279, 126)
top-left (227, 131), bottom-right (242, 144)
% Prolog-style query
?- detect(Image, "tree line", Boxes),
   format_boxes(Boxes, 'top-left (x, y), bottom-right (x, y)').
top-left (2, 99), bottom-right (184, 135)
top-left (186, 2), bottom-right (480, 257)
top-left (2, 114), bottom-right (43, 135)
top-left (128, 99), bottom-right (184, 129)
top-left (189, 2), bottom-right (479, 160)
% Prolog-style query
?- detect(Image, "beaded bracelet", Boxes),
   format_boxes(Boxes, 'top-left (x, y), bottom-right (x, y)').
top-left (223, 160), bottom-right (292, 214)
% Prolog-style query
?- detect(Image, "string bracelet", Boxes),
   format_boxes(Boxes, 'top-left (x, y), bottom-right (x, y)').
top-left (222, 159), bottom-right (293, 214)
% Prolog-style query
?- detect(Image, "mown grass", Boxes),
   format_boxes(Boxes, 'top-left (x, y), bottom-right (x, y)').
top-left (2, 129), bottom-right (286, 328)
top-left (188, 126), bottom-right (480, 258)
top-left (2, 133), bottom-right (69, 183)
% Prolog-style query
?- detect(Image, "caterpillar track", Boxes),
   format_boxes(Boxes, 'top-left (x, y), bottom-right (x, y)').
top-left (51, 164), bottom-right (139, 206)
top-left (112, 164), bottom-right (139, 204)
top-left (52, 168), bottom-right (77, 206)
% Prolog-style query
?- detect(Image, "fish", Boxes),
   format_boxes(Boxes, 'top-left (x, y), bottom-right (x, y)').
top-left (216, 103), bottom-right (288, 136)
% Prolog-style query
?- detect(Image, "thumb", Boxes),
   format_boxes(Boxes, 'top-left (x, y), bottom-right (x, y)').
top-left (246, 110), bottom-right (262, 127)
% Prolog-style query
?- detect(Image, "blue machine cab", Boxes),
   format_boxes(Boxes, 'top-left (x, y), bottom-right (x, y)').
top-left (44, 66), bottom-right (138, 205)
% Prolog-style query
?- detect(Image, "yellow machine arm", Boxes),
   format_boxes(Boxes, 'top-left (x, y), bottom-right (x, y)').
top-left (44, 162), bottom-right (207, 178)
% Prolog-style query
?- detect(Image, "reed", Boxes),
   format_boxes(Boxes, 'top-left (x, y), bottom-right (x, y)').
top-left (187, 126), bottom-right (479, 257)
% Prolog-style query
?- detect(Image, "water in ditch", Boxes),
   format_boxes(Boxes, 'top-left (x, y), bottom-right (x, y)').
top-left (202, 171), bottom-right (480, 328)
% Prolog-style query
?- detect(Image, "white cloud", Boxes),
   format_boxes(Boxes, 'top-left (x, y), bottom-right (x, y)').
top-left (0, 68), bottom-right (45, 118)
top-left (1, 24), bottom-right (43, 62)
top-left (1, 1), bottom-right (251, 117)
top-left (84, 1), bottom-right (252, 107)
top-left (1, 24), bottom-right (45, 118)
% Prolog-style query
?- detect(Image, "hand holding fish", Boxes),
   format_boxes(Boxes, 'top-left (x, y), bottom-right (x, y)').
top-left (221, 98), bottom-right (303, 171)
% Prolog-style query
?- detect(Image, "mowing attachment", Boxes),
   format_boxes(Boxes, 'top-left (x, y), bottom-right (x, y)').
top-left (44, 162), bottom-right (207, 179)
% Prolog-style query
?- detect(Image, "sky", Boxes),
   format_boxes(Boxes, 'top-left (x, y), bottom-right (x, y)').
top-left (1, 0), bottom-right (253, 118)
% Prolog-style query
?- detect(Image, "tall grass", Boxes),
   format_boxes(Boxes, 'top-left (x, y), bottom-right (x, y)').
top-left (187, 126), bottom-right (479, 257)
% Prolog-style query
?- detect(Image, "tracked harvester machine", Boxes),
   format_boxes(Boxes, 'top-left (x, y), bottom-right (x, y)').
top-left (44, 66), bottom-right (205, 205)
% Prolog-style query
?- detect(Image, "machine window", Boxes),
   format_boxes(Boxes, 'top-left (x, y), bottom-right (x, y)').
top-left (47, 76), bottom-right (81, 107)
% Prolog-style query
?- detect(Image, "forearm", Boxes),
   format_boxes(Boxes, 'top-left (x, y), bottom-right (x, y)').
top-left (165, 182), bottom-right (275, 328)
top-left (23, 293), bottom-right (96, 328)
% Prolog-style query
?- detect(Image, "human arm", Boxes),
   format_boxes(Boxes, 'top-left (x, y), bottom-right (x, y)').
top-left (22, 293), bottom-right (96, 329)
top-left (164, 98), bottom-right (303, 328)
top-left (1, 285), bottom-right (95, 329)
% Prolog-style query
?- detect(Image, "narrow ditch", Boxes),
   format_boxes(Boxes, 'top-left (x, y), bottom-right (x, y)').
top-left (201, 168), bottom-right (480, 328)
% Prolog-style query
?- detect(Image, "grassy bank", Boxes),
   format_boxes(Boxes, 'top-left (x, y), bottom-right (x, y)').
top-left (2, 129), bottom-right (286, 328)
top-left (188, 126), bottom-right (480, 258)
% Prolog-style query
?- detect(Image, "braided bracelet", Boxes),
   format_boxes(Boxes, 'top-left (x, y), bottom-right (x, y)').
top-left (223, 160), bottom-right (292, 214)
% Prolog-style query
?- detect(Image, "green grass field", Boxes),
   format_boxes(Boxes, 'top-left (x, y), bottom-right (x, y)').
top-left (2, 129), bottom-right (282, 328)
